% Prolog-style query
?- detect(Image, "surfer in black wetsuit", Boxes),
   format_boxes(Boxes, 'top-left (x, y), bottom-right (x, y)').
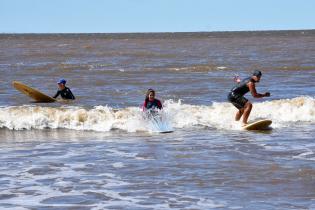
top-left (227, 70), bottom-right (270, 125)
top-left (143, 89), bottom-right (162, 111)
top-left (53, 79), bottom-right (75, 100)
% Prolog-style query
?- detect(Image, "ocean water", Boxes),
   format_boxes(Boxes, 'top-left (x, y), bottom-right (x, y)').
top-left (0, 31), bottom-right (315, 209)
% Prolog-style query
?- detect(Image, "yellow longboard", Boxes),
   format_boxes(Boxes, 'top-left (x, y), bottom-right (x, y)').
top-left (12, 81), bottom-right (56, 103)
top-left (243, 119), bottom-right (272, 130)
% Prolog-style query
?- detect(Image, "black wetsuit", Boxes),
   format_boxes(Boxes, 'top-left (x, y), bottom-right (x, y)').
top-left (53, 87), bottom-right (75, 100)
top-left (228, 77), bottom-right (255, 109)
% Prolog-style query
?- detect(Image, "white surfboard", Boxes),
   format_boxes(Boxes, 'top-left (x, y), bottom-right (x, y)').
top-left (243, 119), bottom-right (272, 131)
top-left (143, 111), bottom-right (173, 133)
top-left (12, 81), bottom-right (56, 103)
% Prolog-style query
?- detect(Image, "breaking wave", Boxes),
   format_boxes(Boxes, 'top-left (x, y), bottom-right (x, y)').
top-left (0, 96), bottom-right (314, 132)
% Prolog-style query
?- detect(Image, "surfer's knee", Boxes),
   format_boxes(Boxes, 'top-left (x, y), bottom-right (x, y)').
top-left (244, 102), bottom-right (252, 110)
top-left (245, 101), bottom-right (253, 109)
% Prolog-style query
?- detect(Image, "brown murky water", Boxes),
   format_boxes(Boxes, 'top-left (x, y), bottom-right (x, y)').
top-left (0, 31), bottom-right (315, 209)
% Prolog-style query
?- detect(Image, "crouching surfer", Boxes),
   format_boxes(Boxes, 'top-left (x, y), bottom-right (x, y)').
top-left (227, 70), bottom-right (270, 125)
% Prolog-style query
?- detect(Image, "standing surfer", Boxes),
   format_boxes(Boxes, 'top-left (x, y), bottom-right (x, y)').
top-left (227, 70), bottom-right (270, 125)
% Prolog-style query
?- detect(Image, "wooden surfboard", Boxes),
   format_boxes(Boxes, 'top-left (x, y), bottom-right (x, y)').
top-left (243, 119), bottom-right (272, 131)
top-left (12, 81), bottom-right (56, 103)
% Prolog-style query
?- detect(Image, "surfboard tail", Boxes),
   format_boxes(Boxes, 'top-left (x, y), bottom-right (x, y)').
top-left (243, 119), bottom-right (272, 130)
top-left (12, 81), bottom-right (56, 103)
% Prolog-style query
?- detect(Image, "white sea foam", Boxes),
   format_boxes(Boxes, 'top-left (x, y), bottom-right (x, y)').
top-left (216, 66), bottom-right (227, 70)
top-left (0, 96), bottom-right (314, 132)
top-left (112, 162), bottom-right (124, 168)
top-left (293, 148), bottom-right (315, 161)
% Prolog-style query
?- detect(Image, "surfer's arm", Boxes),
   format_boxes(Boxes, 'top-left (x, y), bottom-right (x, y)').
top-left (248, 82), bottom-right (266, 98)
top-left (142, 101), bottom-right (147, 111)
top-left (157, 100), bottom-right (162, 109)
top-left (53, 90), bottom-right (60, 99)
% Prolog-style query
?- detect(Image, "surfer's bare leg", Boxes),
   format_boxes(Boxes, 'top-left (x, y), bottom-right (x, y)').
top-left (235, 109), bottom-right (244, 121)
top-left (242, 102), bottom-right (252, 125)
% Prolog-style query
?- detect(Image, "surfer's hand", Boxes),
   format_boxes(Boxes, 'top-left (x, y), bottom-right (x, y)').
top-left (264, 92), bottom-right (270, 97)
top-left (234, 75), bottom-right (241, 83)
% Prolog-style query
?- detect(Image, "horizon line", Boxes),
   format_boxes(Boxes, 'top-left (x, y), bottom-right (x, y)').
top-left (1, 28), bottom-right (315, 35)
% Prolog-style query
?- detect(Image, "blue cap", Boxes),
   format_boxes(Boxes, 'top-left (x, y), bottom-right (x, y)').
top-left (57, 79), bottom-right (66, 84)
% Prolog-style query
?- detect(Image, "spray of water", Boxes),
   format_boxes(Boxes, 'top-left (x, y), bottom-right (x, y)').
top-left (0, 96), bottom-right (314, 132)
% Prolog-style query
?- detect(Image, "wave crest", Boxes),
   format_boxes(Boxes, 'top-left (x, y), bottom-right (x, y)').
top-left (1, 96), bottom-right (314, 131)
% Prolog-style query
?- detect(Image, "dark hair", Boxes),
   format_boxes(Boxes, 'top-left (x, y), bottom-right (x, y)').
top-left (145, 89), bottom-right (155, 101)
top-left (253, 70), bottom-right (262, 77)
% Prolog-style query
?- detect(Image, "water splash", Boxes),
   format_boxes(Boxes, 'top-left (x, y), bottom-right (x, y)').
top-left (0, 96), bottom-right (314, 132)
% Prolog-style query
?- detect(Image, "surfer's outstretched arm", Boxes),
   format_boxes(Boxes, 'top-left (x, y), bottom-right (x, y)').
top-left (53, 90), bottom-right (60, 99)
top-left (248, 82), bottom-right (270, 98)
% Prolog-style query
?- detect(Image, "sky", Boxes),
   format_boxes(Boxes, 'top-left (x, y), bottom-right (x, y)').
top-left (1, 0), bottom-right (315, 33)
